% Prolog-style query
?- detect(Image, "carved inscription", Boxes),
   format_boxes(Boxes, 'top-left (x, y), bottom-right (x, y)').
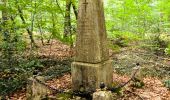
top-left (83, 0), bottom-right (88, 13)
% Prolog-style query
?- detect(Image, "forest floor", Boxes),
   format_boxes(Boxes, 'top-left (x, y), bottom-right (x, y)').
top-left (9, 40), bottom-right (170, 100)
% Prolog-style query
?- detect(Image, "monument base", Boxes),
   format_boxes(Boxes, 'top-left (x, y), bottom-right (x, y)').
top-left (71, 60), bottom-right (113, 92)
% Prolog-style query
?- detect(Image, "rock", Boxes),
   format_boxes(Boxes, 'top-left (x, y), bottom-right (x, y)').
top-left (70, 96), bottom-right (87, 100)
top-left (26, 76), bottom-right (52, 100)
top-left (93, 91), bottom-right (113, 100)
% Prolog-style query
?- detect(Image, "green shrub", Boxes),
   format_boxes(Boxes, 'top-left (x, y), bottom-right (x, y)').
top-left (0, 34), bottom-right (43, 96)
top-left (165, 44), bottom-right (170, 55)
top-left (108, 31), bottom-right (140, 49)
top-left (164, 80), bottom-right (170, 90)
top-left (0, 57), bottom-right (44, 96)
top-left (108, 31), bottom-right (140, 41)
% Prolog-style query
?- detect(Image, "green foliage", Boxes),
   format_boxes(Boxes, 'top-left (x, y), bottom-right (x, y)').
top-left (105, 0), bottom-right (157, 34)
top-left (56, 93), bottom-right (72, 100)
top-left (0, 56), bottom-right (44, 96)
top-left (0, 72), bottom-right (28, 95)
top-left (109, 43), bottom-right (121, 53)
top-left (41, 60), bottom-right (71, 79)
top-left (165, 44), bottom-right (170, 55)
top-left (61, 34), bottom-right (76, 46)
top-left (0, 0), bottom-right (170, 97)
top-left (144, 33), bottom-right (170, 55)
top-left (109, 31), bottom-right (140, 52)
top-left (104, 0), bottom-right (170, 53)
top-left (109, 31), bottom-right (140, 41)
top-left (131, 77), bottom-right (145, 88)
top-left (164, 80), bottom-right (170, 90)
top-left (0, 0), bottom-right (74, 96)
top-left (26, 59), bottom-right (44, 69)
top-left (110, 82), bottom-right (123, 95)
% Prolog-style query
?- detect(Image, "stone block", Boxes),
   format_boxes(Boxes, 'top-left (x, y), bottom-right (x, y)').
top-left (26, 76), bottom-right (51, 100)
top-left (71, 60), bottom-right (113, 92)
top-left (93, 91), bottom-right (113, 100)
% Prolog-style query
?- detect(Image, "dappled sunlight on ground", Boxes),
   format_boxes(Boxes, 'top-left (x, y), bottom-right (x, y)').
top-left (9, 73), bottom-right (170, 100)
top-left (8, 39), bottom-right (170, 99)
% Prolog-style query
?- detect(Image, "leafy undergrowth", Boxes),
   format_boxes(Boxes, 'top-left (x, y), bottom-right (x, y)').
top-left (46, 73), bottom-right (72, 90)
top-left (7, 39), bottom-right (170, 99)
top-left (36, 40), bottom-right (74, 60)
top-left (112, 45), bottom-right (170, 78)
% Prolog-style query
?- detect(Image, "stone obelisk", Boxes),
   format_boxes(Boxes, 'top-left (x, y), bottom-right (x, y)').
top-left (72, 0), bottom-right (112, 92)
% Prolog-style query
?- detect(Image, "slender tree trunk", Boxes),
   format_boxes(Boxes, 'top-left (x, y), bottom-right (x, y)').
top-left (2, 0), bottom-right (9, 41)
top-left (30, 0), bottom-right (37, 33)
top-left (71, 0), bottom-right (78, 20)
top-left (47, 13), bottom-right (56, 43)
top-left (16, 1), bottom-right (36, 47)
top-left (37, 17), bottom-right (44, 45)
top-left (1, 0), bottom-right (13, 68)
top-left (64, 0), bottom-right (71, 38)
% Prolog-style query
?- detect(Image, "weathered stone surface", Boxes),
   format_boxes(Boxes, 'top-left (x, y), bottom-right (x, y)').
top-left (72, 60), bottom-right (113, 92)
top-left (75, 0), bottom-right (109, 63)
top-left (71, 96), bottom-right (87, 100)
top-left (26, 76), bottom-right (51, 100)
top-left (72, 0), bottom-right (112, 93)
top-left (93, 91), bottom-right (113, 100)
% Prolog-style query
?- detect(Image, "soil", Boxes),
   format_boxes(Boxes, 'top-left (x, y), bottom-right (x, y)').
top-left (8, 39), bottom-right (170, 100)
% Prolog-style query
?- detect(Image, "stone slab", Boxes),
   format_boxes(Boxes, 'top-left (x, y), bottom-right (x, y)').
top-left (71, 60), bottom-right (113, 92)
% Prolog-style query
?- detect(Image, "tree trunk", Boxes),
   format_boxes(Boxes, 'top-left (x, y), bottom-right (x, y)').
top-left (47, 12), bottom-right (56, 43)
top-left (63, 0), bottom-right (71, 38)
top-left (2, 0), bottom-right (9, 41)
top-left (38, 23), bottom-right (44, 45)
top-left (16, 1), bottom-right (36, 47)
top-left (71, 0), bottom-right (78, 20)
top-left (1, 0), bottom-right (13, 68)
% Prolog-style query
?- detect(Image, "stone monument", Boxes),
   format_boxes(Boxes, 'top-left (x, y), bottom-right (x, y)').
top-left (72, 0), bottom-right (113, 92)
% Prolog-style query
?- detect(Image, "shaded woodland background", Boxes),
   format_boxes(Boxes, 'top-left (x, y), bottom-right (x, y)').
top-left (0, 0), bottom-right (170, 99)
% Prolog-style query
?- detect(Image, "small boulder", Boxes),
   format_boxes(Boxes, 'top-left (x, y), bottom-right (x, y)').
top-left (93, 91), bottom-right (113, 100)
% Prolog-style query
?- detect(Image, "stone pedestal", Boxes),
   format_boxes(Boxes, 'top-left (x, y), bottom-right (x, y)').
top-left (72, 60), bottom-right (113, 92)
top-left (93, 91), bottom-right (113, 100)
